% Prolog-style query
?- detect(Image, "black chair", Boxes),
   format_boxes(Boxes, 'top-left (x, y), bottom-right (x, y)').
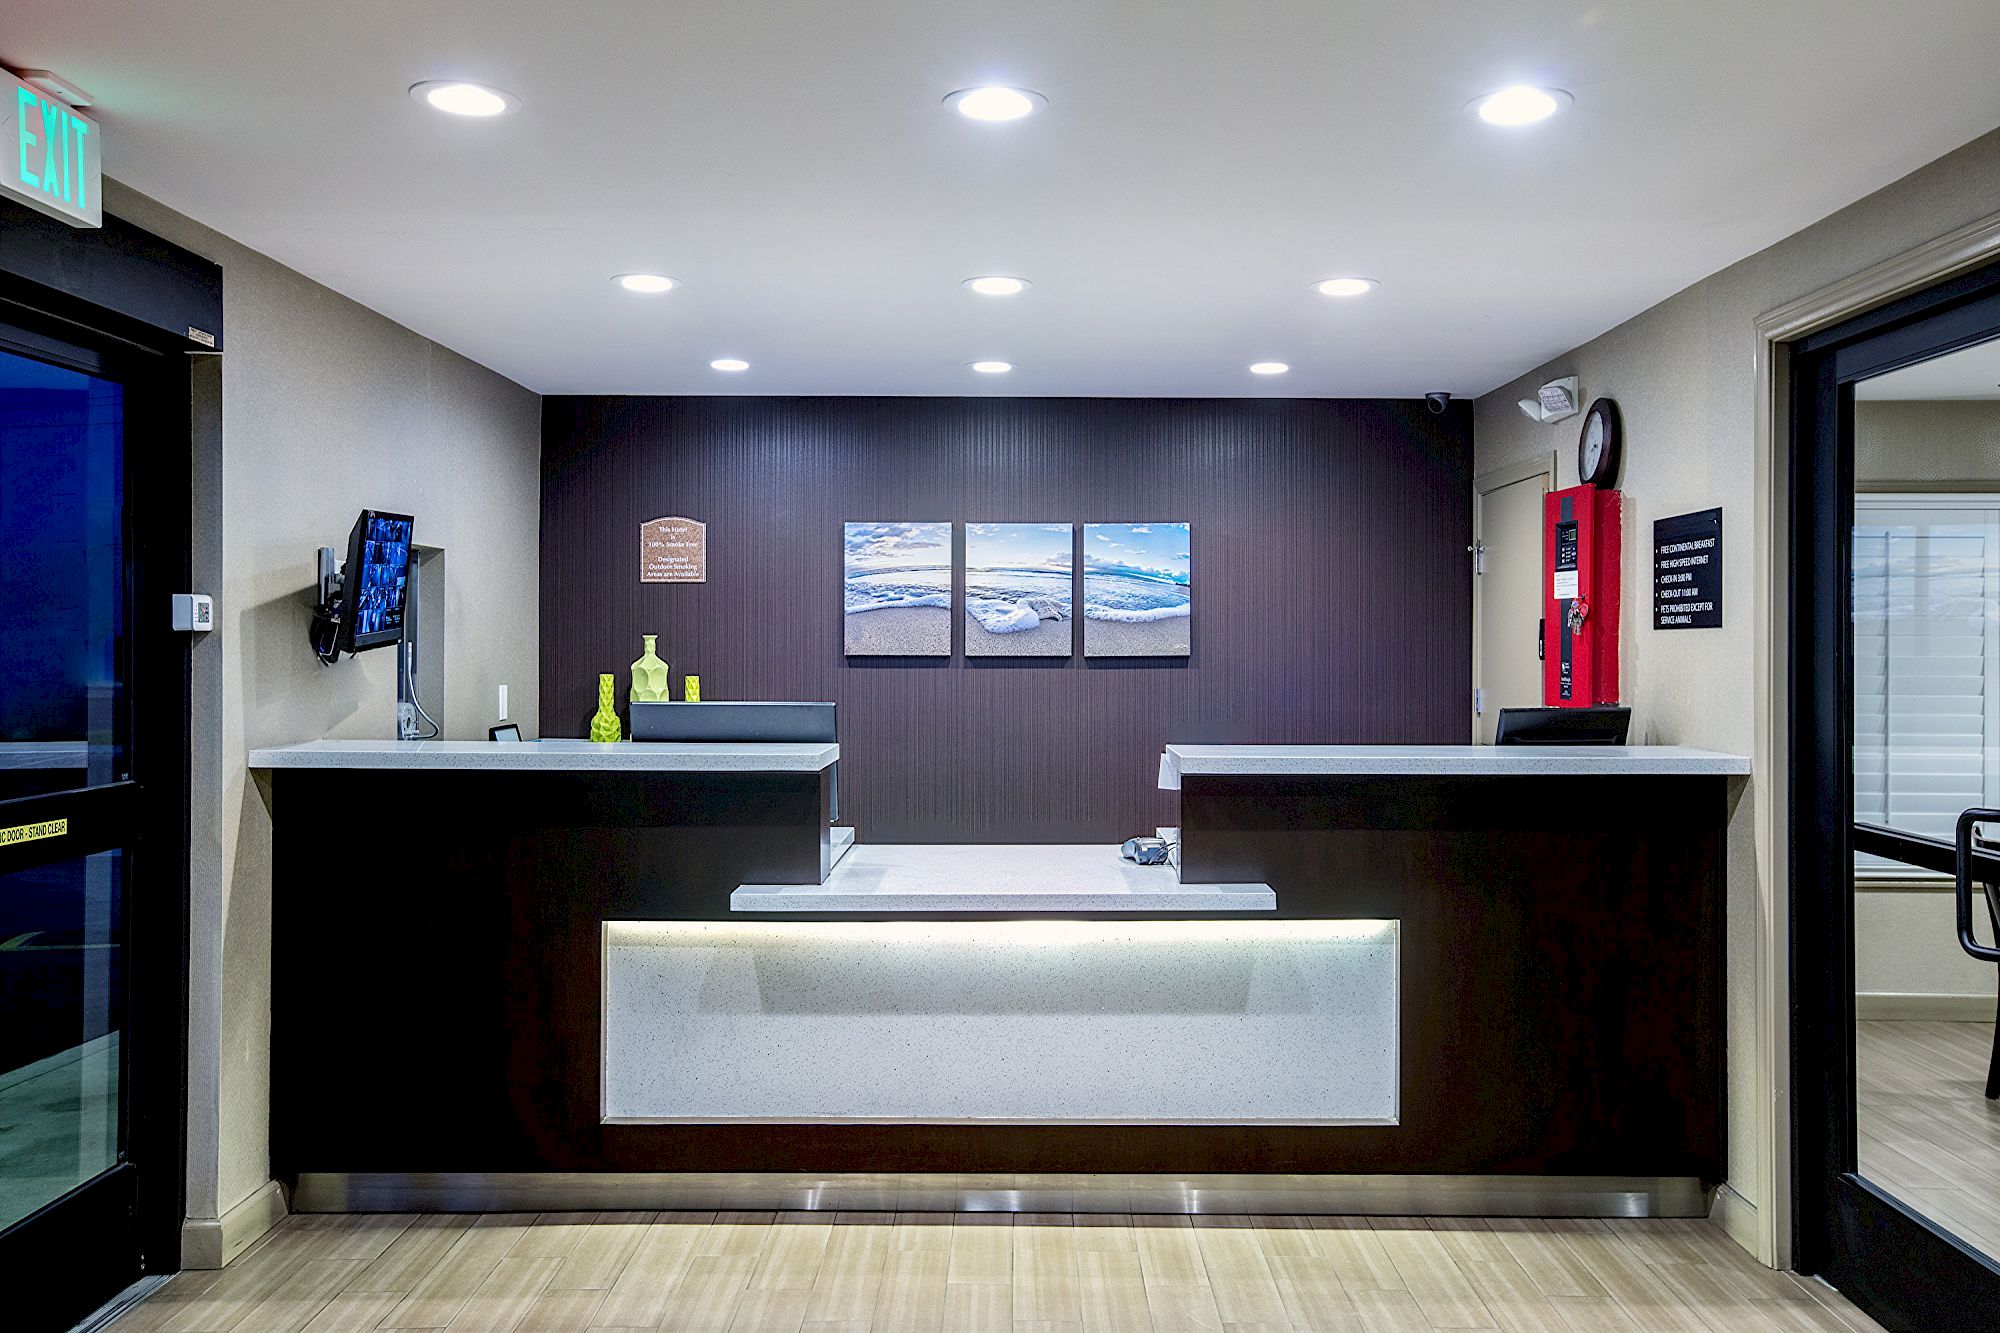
top-left (1952, 812), bottom-right (2000, 1099)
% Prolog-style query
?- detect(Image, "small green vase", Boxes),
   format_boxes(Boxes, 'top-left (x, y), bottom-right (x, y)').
top-left (589, 673), bottom-right (622, 742)
top-left (631, 634), bottom-right (671, 703)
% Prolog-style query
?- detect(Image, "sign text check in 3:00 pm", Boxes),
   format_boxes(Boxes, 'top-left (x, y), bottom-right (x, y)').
top-left (3, 67), bottom-right (101, 228)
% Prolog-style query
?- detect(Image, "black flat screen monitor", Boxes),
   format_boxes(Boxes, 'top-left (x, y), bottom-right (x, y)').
top-left (1494, 705), bottom-right (1631, 746)
top-left (341, 510), bottom-right (414, 653)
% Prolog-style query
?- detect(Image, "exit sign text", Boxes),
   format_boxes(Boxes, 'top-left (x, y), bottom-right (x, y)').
top-left (3, 68), bottom-right (101, 228)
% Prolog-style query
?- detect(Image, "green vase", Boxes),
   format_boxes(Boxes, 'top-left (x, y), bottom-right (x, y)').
top-left (630, 634), bottom-right (671, 703)
top-left (589, 673), bottom-right (622, 742)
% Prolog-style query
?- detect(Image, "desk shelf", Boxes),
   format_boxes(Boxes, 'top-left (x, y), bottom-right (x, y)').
top-left (733, 842), bottom-right (1274, 914)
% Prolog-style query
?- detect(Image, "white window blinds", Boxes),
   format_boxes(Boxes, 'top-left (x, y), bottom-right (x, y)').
top-left (1853, 497), bottom-right (2000, 871)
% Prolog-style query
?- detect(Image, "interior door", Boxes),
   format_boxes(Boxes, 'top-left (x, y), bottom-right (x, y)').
top-left (0, 316), bottom-right (189, 1330)
top-left (1791, 262), bottom-right (2000, 1331)
top-left (1473, 459), bottom-right (1553, 742)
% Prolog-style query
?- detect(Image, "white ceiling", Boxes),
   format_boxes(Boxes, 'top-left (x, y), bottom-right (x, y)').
top-left (8, 2), bottom-right (2000, 398)
top-left (1857, 335), bottom-right (2000, 399)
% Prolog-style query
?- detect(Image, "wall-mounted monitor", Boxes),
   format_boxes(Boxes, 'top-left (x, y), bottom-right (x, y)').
top-left (341, 509), bottom-right (414, 653)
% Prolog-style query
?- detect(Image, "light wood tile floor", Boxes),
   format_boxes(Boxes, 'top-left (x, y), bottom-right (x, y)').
top-left (106, 1212), bottom-right (1885, 1332)
top-left (1856, 1017), bottom-right (2000, 1258)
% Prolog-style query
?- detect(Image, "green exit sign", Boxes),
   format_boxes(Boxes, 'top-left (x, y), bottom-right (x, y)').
top-left (2, 68), bottom-right (101, 228)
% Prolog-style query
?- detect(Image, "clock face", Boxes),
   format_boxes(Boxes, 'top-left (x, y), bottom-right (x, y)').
top-left (1578, 399), bottom-right (1619, 486)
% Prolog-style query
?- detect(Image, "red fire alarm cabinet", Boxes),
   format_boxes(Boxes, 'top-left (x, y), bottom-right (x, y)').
top-left (1543, 484), bottom-right (1622, 707)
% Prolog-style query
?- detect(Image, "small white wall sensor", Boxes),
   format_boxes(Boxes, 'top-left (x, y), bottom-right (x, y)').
top-left (172, 593), bottom-right (214, 632)
top-left (498, 684), bottom-right (509, 721)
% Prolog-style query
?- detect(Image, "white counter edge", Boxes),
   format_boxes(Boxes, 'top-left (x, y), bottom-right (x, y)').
top-left (249, 738), bottom-right (839, 773)
top-left (1163, 744), bottom-right (1751, 778)
top-left (730, 882), bottom-right (1278, 914)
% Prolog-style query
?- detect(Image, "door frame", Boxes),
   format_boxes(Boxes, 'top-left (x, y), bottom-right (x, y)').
top-left (1470, 452), bottom-right (1557, 741)
top-left (0, 283), bottom-right (193, 1325)
top-left (1786, 262), bottom-right (2000, 1329)
top-left (1746, 207), bottom-right (2000, 1273)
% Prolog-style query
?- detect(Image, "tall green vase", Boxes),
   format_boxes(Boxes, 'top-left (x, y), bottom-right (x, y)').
top-left (631, 634), bottom-right (671, 702)
top-left (588, 673), bottom-right (622, 742)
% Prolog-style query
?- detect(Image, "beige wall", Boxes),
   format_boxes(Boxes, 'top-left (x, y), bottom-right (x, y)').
top-left (1854, 888), bottom-right (1996, 1006)
top-left (1856, 399), bottom-right (2000, 487)
top-left (100, 180), bottom-right (543, 1264)
top-left (1474, 127), bottom-right (2000, 1246)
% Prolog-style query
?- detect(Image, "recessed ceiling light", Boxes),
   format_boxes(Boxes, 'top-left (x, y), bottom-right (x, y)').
top-left (409, 81), bottom-right (519, 117)
top-left (1469, 85), bottom-right (1571, 127)
top-left (1313, 277), bottom-right (1378, 298)
top-left (944, 87), bottom-right (1047, 122)
top-left (710, 358), bottom-right (750, 372)
top-left (963, 276), bottom-right (1031, 296)
top-left (969, 360), bottom-right (1014, 374)
top-left (612, 273), bottom-right (677, 294)
top-left (1249, 362), bottom-right (1290, 376)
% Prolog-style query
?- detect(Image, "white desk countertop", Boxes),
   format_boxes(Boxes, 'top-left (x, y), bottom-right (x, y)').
top-left (1163, 744), bottom-right (1750, 779)
top-left (248, 738), bottom-right (839, 773)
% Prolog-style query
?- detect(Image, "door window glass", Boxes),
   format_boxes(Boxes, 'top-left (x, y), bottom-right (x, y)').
top-left (0, 348), bottom-right (126, 799)
top-left (0, 849), bottom-right (123, 1232)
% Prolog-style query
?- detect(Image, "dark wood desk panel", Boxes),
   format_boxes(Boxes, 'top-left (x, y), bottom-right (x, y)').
top-left (270, 767), bottom-right (1724, 1186)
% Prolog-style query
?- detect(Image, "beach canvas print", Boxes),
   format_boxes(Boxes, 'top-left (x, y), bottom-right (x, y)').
top-left (965, 523), bottom-right (1074, 656)
top-left (843, 521), bottom-right (952, 655)
top-left (1083, 522), bottom-right (1192, 657)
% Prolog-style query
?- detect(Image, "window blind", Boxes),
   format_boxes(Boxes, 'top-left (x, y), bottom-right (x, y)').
top-left (1853, 498), bottom-right (2000, 873)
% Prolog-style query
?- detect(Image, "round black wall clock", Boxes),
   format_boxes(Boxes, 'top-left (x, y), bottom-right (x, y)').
top-left (1578, 397), bottom-right (1622, 488)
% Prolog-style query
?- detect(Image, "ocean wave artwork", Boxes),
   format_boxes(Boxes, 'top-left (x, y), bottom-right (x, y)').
top-left (966, 523), bottom-right (1074, 656)
top-left (844, 521), bottom-right (952, 656)
top-left (1083, 522), bottom-right (1191, 657)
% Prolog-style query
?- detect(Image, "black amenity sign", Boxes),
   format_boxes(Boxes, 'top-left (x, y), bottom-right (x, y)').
top-left (1654, 508), bottom-right (1722, 629)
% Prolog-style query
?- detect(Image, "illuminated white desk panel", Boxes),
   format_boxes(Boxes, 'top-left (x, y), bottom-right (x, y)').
top-left (603, 919), bottom-right (1398, 1126)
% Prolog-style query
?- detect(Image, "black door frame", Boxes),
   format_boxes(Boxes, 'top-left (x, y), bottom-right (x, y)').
top-left (0, 283), bottom-right (193, 1330)
top-left (1789, 258), bottom-right (2000, 1330)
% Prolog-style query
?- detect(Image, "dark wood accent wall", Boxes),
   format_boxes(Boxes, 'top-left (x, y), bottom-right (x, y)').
top-left (541, 397), bottom-right (1472, 842)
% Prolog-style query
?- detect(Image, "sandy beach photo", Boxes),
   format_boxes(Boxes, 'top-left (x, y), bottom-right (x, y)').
top-left (965, 522), bottom-right (1075, 657)
top-left (844, 521), bottom-right (952, 655)
top-left (1083, 522), bottom-right (1191, 657)
top-left (843, 604), bottom-right (955, 655)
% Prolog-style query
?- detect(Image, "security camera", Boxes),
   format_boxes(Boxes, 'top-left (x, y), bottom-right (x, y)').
top-left (1425, 391), bottom-right (1452, 415)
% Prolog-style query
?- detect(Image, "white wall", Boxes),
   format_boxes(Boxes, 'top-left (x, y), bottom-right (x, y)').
top-left (1473, 127), bottom-right (2000, 1246)
top-left (100, 180), bottom-right (543, 1265)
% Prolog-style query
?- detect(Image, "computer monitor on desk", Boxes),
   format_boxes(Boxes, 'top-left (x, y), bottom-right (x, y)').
top-left (1494, 705), bottom-right (1631, 746)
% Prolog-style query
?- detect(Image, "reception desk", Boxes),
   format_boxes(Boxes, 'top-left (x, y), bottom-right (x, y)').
top-left (255, 740), bottom-right (1745, 1217)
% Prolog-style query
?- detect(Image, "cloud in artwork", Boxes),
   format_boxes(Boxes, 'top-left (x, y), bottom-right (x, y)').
top-left (844, 521), bottom-right (950, 569)
top-left (1080, 522), bottom-right (1191, 585)
top-left (966, 521), bottom-right (1072, 573)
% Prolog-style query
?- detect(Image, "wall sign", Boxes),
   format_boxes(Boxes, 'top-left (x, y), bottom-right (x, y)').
top-left (640, 516), bottom-right (707, 583)
top-left (2, 69), bottom-right (101, 228)
top-left (1654, 508), bottom-right (1722, 629)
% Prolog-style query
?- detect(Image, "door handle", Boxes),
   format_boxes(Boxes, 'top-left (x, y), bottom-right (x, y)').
top-left (1954, 809), bottom-right (2000, 963)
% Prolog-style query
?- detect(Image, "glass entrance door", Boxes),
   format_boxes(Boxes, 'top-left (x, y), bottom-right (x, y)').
top-left (0, 321), bottom-right (187, 1329)
top-left (1792, 266), bottom-right (2000, 1330)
